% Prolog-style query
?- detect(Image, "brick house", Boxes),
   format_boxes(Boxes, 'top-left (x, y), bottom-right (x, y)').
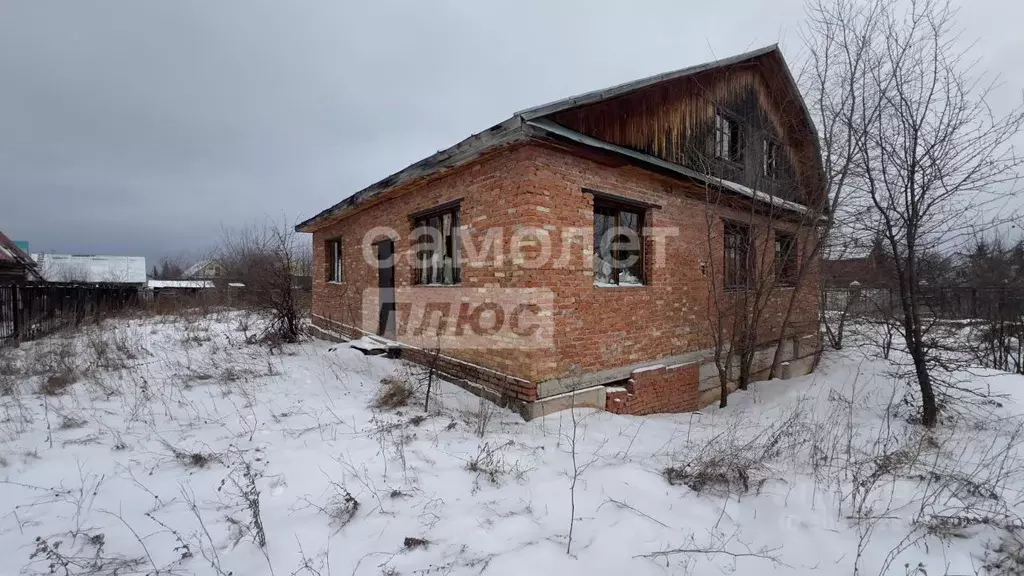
top-left (297, 45), bottom-right (824, 418)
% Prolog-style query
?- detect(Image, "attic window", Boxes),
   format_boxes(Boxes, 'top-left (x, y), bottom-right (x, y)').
top-left (763, 139), bottom-right (779, 178)
top-left (714, 112), bottom-right (742, 162)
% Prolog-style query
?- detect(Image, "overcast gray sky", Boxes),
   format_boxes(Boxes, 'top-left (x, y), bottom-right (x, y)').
top-left (1, 0), bottom-right (1021, 268)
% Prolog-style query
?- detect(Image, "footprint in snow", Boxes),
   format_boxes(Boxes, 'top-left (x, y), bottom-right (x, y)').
top-left (269, 475), bottom-right (287, 497)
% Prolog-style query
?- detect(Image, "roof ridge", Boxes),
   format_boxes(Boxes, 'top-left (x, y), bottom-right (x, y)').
top-left (516, 44), bottom-right (779, 120)
top-left (296, 44), bottom-right (801, 233)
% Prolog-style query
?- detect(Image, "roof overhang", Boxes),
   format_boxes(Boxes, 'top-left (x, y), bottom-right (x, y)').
top-left (296, 117), bottom-right (527, 232)
top-left (517, 45), bottom-right (783, 120)
top-left (296, 44), bottom-right (825, 232)
top-left (525, 119), bottom-right (823, 220)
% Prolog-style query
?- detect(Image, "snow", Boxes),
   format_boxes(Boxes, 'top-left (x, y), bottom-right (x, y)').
top-left (1, 313), bottom-right (1023, 575)
top-left (631, 364), bottom-right (665, 374)
top-left (147, 280), bottom-right (215, 289)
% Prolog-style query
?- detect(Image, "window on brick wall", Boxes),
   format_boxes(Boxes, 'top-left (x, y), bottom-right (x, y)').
top-left (325, 238), bottom-right (343, 283)
top-left (594, 200), bottom-right (644, 286)
top-left (723, 221), bottom-right (753, 291)
top-left (412, 204), bottom-right (460, 285)
top-left (775, 232), bottom-right (798, 286)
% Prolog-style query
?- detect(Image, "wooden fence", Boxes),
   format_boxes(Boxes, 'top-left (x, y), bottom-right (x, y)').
top-left (824, 285), bottom-right (1024, 321)
top-left (0, 283), bottom-right (140, 344)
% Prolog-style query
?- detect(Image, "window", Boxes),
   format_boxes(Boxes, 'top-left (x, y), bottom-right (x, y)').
top-left (762, 139), bottom-right (779, 178)
top-left (326, 238), bottom-right (342, 283)
top-left (714, 112), bottom-right (742, 162)
top-left (723, 221), bottom-right (753, 290)
top-left (213, 266), bottom-right (222, 277)
top-left (775, 232), bottom-right (798, 286)
top-left (593, 201), bottom-right (644, 286)
top-left (413, 205), bottom-right (460, 285)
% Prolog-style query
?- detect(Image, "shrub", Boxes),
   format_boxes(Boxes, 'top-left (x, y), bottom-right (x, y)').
top-left (40, 373), bottom-right (76, 396)
top-left (373, 378), bottom-right (413, 410)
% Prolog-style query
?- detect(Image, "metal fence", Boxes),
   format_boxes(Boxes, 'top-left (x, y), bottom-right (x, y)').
top-left (825, 285), bottom-right (1024, 321)
top-left (0, 283), bottom-right (140, 344)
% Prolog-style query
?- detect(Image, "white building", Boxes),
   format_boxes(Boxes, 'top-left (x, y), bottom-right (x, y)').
top-left (32, 254), bottom-right (147, 285)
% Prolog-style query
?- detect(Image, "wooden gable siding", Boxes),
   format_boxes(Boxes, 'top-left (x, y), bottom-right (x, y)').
top-left (549, 61), bottom-right (818, 205)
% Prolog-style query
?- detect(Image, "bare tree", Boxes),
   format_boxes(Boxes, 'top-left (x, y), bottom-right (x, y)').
top-left (158, 258), bottom-right (186, 280)
top-left (685, 103), bottom-right (827, 406)
top-left (803, 0), bottom-right (1024, 426)
top-left (219, 218), bottom-right (310, 344)
top-left (798, 0), bottom-right (884, 358)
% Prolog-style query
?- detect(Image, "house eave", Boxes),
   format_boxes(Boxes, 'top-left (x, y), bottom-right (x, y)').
top-left (295, 117), bottom-right (527, 233)
top-left (525, 118), bottom-right (823, 219)
top-left (517, 44), bottom-right (780, 121)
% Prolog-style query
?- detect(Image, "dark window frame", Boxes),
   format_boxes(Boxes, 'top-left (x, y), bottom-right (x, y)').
top-left (762, 138), bottom-right (779, 179)
top-left (723, 221), bottom-right (754, 291)
top-left (714, 110), bottom-right (743, 163)
top-left (593, 199), bottom-right (646, 286)
top-left (775, 231), bottom-right (798, 286)
top-left (411, 203), bottom-right (461, 286)
top-left (325, 237), bottom-right (343, 283)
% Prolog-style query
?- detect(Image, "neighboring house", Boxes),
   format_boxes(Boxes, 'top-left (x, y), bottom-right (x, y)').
top-left (0, 232), bottom-right (42, 282)
top-left (823, 257), bottom-right (883, 288)
top-left (298, 45), bottom-right (824, 418)
top-left (823, 243), bottom-right (892, 288)
top-left (33, 254), bottom-right (147, 286)
top-left (183, 260), bottom-right (225, 279)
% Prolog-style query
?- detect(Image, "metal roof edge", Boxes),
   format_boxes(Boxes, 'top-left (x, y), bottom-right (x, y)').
top-left (526, 118), bottom-right (820, 218)
top-left (296, 117), bottom-right (525, 232)
top-left (516, 44), bottom-right (780, 120)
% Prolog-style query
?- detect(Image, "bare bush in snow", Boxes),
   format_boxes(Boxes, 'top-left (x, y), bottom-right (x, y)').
top-left (665, 406), bottom-right (805, 495)
top-left (373, 377), bottom-right (414, 410)
top-left (466, 440), bottom-right (523, 489)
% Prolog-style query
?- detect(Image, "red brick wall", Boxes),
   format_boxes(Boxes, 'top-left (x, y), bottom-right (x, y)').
top-left (606, 362), bottom-right (700, 415)
top-left (311, 143), bottom-right (559, 385)
top-left (508, 144), bottom-right (821, 380)
top-left (309, 140), bottom-right (821, 410)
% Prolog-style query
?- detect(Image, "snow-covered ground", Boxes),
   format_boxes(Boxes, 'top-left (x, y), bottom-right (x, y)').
top-left (1, 311), bottom-right (1023, 575)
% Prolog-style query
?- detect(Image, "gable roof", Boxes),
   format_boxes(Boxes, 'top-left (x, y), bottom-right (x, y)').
top-left (0, 231), bottom-right (42, 279)
top-left (517, 44), bottom-right (785, 120)
top-left (297, 45), bottom-right (821, 232)
top-left (183, 259), bottom-right (220, 279)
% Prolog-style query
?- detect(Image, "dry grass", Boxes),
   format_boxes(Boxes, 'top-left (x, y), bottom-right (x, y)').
top-left (664, 407), bottom-right (806, 495)
top-left (465, 440), bottom-right (524, 487)
top-left (160, 439), bottom-right (219, 469)
top-left (373, 377), bottom-right (414, 410)
top-left (40, 372), bottom-right (76, 396)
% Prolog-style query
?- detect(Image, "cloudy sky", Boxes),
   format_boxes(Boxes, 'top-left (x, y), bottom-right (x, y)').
top-left (1, 0), bottom-right (1021, 268)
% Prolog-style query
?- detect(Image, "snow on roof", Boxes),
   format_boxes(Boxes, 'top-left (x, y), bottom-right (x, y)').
top-left (147, 280), bottom-right (215, 289)
top-left (32, 253), bottom-right (147, 284)
top-left (183, 259), bottom-right (224, 279)
top-left (183, 260), bottom-right (209, 278)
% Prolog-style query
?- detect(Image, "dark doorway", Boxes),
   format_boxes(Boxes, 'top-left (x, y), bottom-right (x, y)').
top-left (376, 239), bottom-right (396, 339)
